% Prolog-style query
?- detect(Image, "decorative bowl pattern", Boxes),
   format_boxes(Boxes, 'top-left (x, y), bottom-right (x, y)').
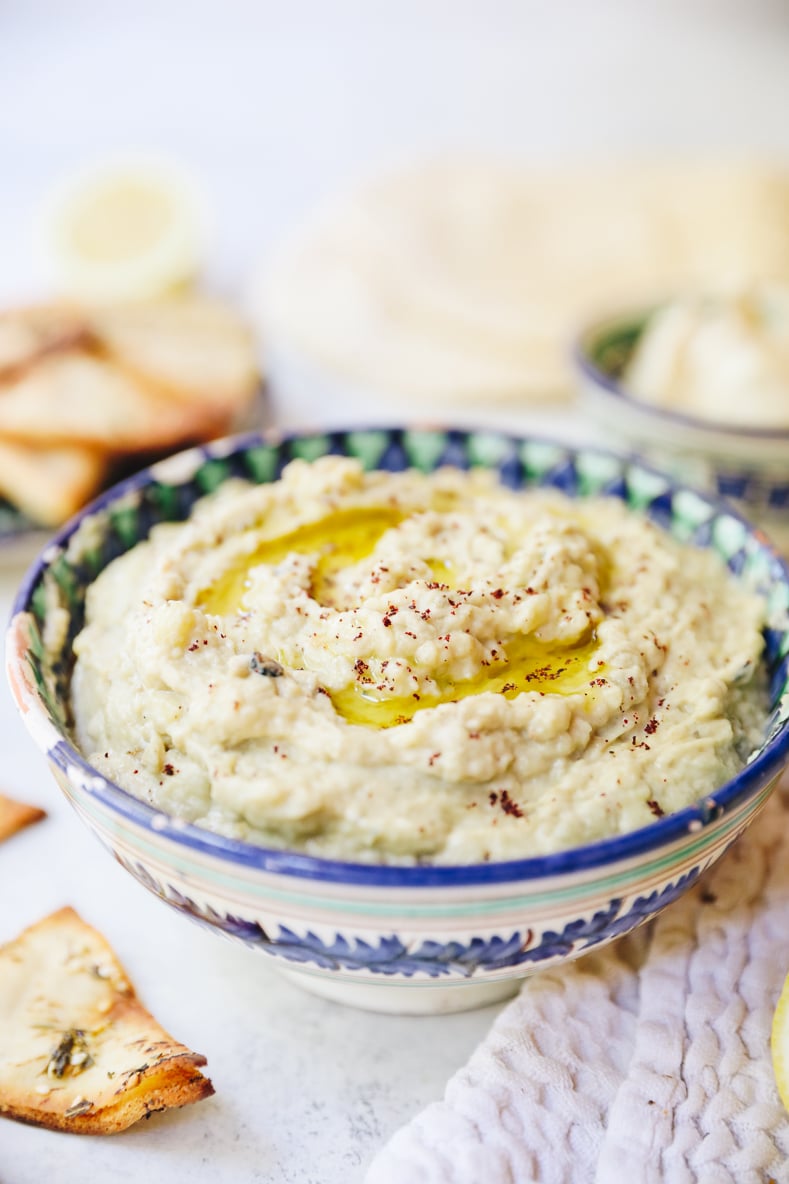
top-left (7, 428), bottom-right (789, 1013)
top-left (575, 312), bottom-right (789, 553)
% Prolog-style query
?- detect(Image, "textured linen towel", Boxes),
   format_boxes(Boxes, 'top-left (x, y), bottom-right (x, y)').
top-left (366, 773), bottom-right (789, 1184)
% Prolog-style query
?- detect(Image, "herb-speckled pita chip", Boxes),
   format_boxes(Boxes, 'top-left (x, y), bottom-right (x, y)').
top-left (0, 793), bottom-right (45, 842)
top-left (0, 907), bottom-right (214, 1133)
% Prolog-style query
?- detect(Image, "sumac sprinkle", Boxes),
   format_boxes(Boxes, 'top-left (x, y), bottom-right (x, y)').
top-left (499, 789), bottom-right (524, 818)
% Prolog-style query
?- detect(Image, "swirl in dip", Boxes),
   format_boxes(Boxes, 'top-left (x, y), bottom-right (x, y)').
top-left (70, 456), bottom-right (766, 864)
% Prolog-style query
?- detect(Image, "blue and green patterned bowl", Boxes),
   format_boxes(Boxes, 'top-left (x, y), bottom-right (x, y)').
top-left (7, 428), bottom-right (789, 1013)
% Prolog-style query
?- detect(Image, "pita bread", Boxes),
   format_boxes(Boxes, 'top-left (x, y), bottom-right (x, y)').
top-left (0, 350), bottom-right (228, 452)
top-left (261, 158), bottom-right (789, 403)
top-left (0, 793), bottom-right (45, 842)
top-left (0, 907), bottom-right (213, 1134)
top-left (91, 297), bottom-right (259, 416)
top-left (0, 437), bottom-right (107, 526)
top-left (0, 305), bottom-right (87, 379)
top-left (0, 296), bottom-right (260, 526)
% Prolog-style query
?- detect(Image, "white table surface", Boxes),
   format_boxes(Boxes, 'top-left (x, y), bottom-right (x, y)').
top-left (2, 3), bottom-right (789, 1180)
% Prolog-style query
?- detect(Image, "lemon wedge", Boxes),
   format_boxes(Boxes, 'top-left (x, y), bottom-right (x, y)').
top-left (772, 970), bottom-right (789, 1112)
top-left (41, 159), bottom-right (205, 302)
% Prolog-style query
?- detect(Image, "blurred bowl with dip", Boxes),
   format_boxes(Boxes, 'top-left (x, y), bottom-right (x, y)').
top-left (575, 284), bottom-right (789, 551)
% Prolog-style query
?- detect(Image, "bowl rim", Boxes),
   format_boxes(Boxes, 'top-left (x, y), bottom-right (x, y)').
top-left (8, 425), bottom-right (789, 889)
top-left (574, 308), bottom-right (789, 443)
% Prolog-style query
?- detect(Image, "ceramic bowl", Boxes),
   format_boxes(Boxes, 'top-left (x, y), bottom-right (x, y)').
top-left (7, 427), bottom-right (789, 1014)
top-left (575, 310), bottom-right (789, 552)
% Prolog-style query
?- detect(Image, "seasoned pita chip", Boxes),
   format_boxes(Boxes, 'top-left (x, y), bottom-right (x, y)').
top-left (0, 437), bottom-right (107, 526)
top-left (0, 793), bottom-right (45, 842)
top-left (0, 305), bottom-right (87, 379)
top-left (0, 907), bottom-right (213, 1133)
top-left (0, 350), bottom-right (228, 452)
top-left (91, 297), bottom-right (259, 416)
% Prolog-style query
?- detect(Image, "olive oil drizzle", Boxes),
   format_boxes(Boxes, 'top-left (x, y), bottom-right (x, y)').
top-left (195, 502), bottom-right (604, 729)
top-left (329, 631), bottom-right (601, 728)
top-left (197, 505), bottom-right (405, 615)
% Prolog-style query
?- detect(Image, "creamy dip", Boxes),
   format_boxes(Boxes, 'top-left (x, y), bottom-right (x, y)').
top-left (624, 286), bottom-right (789, 428)
top-left (70, 456), bottom-right (767, 864)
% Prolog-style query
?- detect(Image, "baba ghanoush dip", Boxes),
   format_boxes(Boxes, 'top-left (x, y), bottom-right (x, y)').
top-left (70, 455), bottom-right (767, 864)
top-left (624, 285), bottom-right (789, 428)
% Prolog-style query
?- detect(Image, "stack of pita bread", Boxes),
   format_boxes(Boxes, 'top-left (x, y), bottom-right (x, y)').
top-left (260, 158), bottom-right (789, 407)
top-left (0, 296), bottom-right (260, 527)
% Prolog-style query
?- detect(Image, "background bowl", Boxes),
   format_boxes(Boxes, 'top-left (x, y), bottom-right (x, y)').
top-left (7, 427), bottom-right (789, 1014)
top-left (575, 310), bottom-right (789, 553)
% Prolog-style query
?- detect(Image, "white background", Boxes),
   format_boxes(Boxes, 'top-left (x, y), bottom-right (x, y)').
top-left (1, 3), bottom-right (789, 1182)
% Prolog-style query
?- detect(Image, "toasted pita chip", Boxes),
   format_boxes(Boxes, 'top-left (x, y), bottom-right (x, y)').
top-left (0, 907), bottom-right (213, 1133)
top-left (0, 793), bottom-right (45, 842)
top-left (0, 305), bottom-right (87, 379)
top-left (0, 437), bottom-right (107, 526)
top-left (0, 350), bottom-right (229, 452)
top-left (91, 297), bottom-right (259, 416)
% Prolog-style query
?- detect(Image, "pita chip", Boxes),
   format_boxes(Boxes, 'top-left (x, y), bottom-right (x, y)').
top-left (0, 907), bottom-right (214, 1133)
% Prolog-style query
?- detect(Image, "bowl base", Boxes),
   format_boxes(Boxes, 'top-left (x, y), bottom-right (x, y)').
top-left (277, 966), bottom-right (521, 1014)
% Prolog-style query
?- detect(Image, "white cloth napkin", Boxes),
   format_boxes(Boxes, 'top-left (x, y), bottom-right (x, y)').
top-left (366, 772), bottom-right (789, 1184)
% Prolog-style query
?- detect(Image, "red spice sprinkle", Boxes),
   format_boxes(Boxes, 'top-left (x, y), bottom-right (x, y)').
top-left (499, 789), bottom-right (524, 818)
top-left (646, 799), bottom-right (665, 818)
top-left (382, 617), bottom-right (392, 627)
top-left (428, 752), bottom-right (441, 766)
top-left (491, 588), bottom-right (505, 599)
top-left (188, 642), bottom-right (200, 652)
top-left (488, 791), bottom-right (498, 806)
top-left (644, 717), bottom-right (660, 735)
top-left (163, 763), bottom-right (176, 776)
